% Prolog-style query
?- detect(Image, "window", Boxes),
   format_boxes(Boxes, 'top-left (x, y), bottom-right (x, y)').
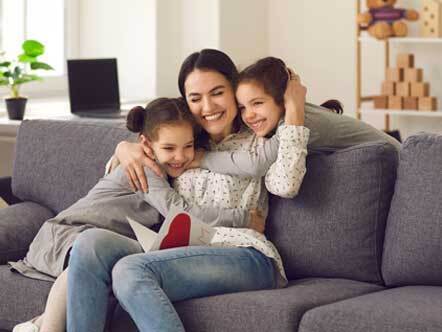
top-left (0, 0), bottom-right (79, 96)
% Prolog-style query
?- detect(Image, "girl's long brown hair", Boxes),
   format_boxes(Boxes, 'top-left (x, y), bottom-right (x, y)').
top-left (238, 57), bottom-right (343, 114)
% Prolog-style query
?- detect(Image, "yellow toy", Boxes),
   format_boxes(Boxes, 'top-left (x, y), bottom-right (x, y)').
top-left (358, 0), bottom-right (419, 40)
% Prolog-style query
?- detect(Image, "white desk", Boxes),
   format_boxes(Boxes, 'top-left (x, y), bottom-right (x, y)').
top-left (0, 97), bottom-right (147, 176)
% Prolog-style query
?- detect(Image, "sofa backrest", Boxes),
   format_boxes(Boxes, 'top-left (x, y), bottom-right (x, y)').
top-left (267, 142), bottom-right (399, 284)
top-left (12, 120), bottom-right (134, 213)
top-left (382, 133), bottom-right (442, 286)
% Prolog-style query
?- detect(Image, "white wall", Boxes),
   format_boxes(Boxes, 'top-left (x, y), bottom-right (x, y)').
top-left (79, 0), bottom-right (156, 101)
top-left (268, 1), bottom-right (357, 114)
top-left (268, 0), bottom-right (442, 138)
top-left (218, 0), bottom-right (269, 70)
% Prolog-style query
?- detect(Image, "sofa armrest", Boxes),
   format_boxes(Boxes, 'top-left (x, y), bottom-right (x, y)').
top-left (0, 176), bottom-right (22, 205)
top-left (0, 202), bottom-right (54, 264)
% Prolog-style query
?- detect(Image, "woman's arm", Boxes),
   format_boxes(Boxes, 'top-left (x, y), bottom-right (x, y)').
top-left (140, 168), bottom-right (251, 228)
top-left (108, 139), bottom-right (164, 192)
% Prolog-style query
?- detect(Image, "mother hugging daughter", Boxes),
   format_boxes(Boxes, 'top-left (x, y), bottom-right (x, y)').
top-left (13, 49), bottom-right (398, 332)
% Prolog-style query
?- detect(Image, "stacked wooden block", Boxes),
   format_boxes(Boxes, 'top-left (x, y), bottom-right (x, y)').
top-left (373, 53), bottom-right (438, 111)
top-left (421, 0), bottom-right (442, 37)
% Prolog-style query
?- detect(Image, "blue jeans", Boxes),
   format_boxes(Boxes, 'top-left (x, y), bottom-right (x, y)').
top-left (67, 229), bottom-right (276, 332)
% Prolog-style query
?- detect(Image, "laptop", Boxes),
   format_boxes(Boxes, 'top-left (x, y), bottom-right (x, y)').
top-left (67, 58), bottom-right (126, 118)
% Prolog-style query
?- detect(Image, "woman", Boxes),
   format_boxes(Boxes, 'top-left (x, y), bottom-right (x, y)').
top-left (67, 49), bottom-right (400, 332)
top-left (66, 49), bottom-right (310, 332)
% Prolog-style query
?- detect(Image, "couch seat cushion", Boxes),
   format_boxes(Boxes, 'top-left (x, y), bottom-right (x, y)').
top-left (109, 277), bottom-right (383, 332)
top-left (0, 265), bottom-right (52, 331)
top-left (299, 286), bottom-right (442, 332)
top-left (382, 133), bottom-right (442, 286)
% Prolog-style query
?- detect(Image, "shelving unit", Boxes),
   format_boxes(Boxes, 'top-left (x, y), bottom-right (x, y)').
top-left (356, 1), bottom-right (442, 131)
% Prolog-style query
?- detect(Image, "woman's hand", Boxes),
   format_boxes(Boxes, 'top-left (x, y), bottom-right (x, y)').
top-left (248, 209), bottom-right (265, 234)
top-left (115, 139), bottom-right (164, 192)
top-left (186, 149), bottom-right (205, 169)
top-left (284, 68), bottom-right (306, 126)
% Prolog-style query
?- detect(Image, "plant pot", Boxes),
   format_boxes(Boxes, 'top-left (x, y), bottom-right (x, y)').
top-left (5, 97), bottom-right (27, 120)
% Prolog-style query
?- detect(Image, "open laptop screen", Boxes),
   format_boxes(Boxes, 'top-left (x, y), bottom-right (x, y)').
top-left (67, 58), bottom-right (120, 112)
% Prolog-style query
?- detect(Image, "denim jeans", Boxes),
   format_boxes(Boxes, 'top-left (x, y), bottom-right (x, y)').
top-left (67, 229), bottom-right (276, 332)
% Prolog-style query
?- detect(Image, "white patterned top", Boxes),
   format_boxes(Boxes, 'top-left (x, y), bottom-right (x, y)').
top-left (174, 124), bottom-right (310, 286)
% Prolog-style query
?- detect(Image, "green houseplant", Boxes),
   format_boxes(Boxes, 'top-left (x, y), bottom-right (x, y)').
top-left (0, 39), bottom-right (53, 120)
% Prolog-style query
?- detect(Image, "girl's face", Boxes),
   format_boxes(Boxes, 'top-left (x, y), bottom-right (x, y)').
top-left (184, 69), bottom-right (237, 143)
top-left (147, 123), bottom-right (195, 178)
top-left (236, 81), bottom-right (283, 137)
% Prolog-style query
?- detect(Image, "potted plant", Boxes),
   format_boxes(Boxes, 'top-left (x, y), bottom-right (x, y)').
top-left (0, 39), bottom-right (53, 120)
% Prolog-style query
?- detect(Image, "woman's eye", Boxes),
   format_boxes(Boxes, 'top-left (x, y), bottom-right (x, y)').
top-left (163, 147), bottom-right (174, 151)
top-left (212, 90), bottom-right (224, 96)
top-left (253, 101), bottom-right (263, 107)
top-left (185, 145), bottom-right (194, 149)
top-left (190, 98), bottom-right (200, 103)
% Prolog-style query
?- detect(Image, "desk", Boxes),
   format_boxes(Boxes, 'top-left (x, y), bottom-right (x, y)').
top-left (0, 97), bottom-right (147, 176)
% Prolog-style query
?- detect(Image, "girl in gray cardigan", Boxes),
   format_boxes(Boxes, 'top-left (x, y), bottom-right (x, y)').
top-left (13, 97), bottom-right (261, 332)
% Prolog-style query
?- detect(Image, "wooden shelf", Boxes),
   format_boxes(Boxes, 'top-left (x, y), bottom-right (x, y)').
top-left (358, 36), bottom-right (442, 44)
top-left (360, 108), bottom-right (442, 117)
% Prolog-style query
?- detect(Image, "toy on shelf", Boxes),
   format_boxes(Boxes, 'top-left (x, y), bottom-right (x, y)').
top-left (357, 0), bottom-right (419, 40)
top-left (421, 0), bottom-right (442, 37)
top-left (373, 53), bottom-right (438, 111)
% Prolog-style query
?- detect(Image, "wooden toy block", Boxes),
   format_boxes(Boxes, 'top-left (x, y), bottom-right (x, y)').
top-left (396, 54), bottom-right (414, 68)
top-left (381, 81), bottom-right (396, 96)
top-left (386, 68), bottom-right (403, 82)
top-left (421, 0), bottom-right (442, 37)
top-left (373, 96), bottom-right (388, 109)
top-left (411, 82), bottom-right (430, 97)
top-left (396, 82), bottom-right (411, 96)
top-left (388, 96), bottom-right (403, 109)
top-left (404, 68), bottom-right (423, 82)
top-left (418, 97), bottom-right (438, 111)
top-left (403, 97), bottom-right (418, 109)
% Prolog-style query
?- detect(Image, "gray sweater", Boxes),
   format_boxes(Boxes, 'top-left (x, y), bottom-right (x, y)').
top-left (10, 167), bottom-right (249, 281)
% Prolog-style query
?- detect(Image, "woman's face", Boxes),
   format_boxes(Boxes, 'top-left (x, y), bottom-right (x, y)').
top-left (184, 69), bottom-right (237, 142)
top-left (236, 81), bottom-right (284, 137)
top-left (147, 123), bottom-right (195, 178)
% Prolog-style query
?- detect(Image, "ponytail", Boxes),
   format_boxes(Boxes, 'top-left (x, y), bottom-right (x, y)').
top-left (320, 99), bottom-right (344, 115)
top-left (126, 106), bottom-right (146, 133)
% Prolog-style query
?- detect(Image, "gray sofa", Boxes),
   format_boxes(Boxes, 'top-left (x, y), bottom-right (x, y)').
top-left (0, 119), bottom-right (440, 332)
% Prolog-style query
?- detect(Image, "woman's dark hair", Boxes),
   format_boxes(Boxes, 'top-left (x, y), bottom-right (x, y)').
top-left (178, 49), bottom-right (239, 98)
top-left (238, 56), bottom-right (343, 115)
top-left (126, 97), bottom-right (200, 142)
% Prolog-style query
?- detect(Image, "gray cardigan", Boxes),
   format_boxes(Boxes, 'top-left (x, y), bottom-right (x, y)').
top-left (10, 166), bottom-right (249, 281)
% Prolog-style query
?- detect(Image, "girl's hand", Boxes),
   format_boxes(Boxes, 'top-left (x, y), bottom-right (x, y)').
top-left (186, 149), bottom-right (205, 169)
top-left (248, 209), bottom-right (265, 234)
top-left (284, 68), bottom-right (306, 126)
top-left (115, 139), bottom-right (164, 192)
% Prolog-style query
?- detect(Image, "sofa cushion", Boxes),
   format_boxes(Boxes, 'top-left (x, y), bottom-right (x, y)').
top-left (0, 202), bottom-right (54, 264)
top-left (382, 133), bottom-right (442, 286)
top-left (110, 278), bottom-right (383, 332)
top-left (12, 120), bottom-right (134, 214)
top-left (0, 265), bottom-right (53, 330)
top-left (299, 286), bottom-right (442, 332)
top-left (267, 142), bottom-right (398, 284)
